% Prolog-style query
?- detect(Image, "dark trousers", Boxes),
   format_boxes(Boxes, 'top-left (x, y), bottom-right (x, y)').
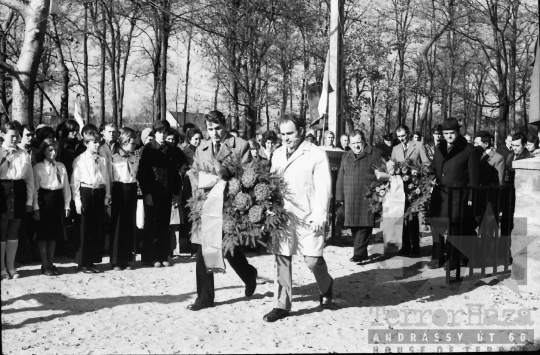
top-left (110, 182), bottom-right (137, 265)
top-left (143, 193), bottom-right (172, 263)
top-left (499, 187), bottom-right (514, 260)
top-left (431, 232), bottom-right (446, 260)
top-left (16, 212), bottom-right (35, 263)
top-left (350, 227), bottom-right (372, 258)
top-left (195, 244), bottom-right (257, 303)
top-left (75, 187), bottom-right (105, 266)
top-left (401, 215), bottom-right (420, 252)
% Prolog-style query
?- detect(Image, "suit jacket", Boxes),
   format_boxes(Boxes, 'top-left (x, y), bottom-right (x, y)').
top-left (479, 149), bottom-right (505, 186)
top-left (430, 135), bottom-right (480, 220)
top-left (496, 144), bottom-right (512, 160)
top-left (191, 133), bottom-right (252, 177)
top-left (336, 146), bottom-right (384, 227)
top-left (391, 139), bottom-right (430, 164)
top-left (137, 140), bottom-right (182, 197)
top-left (268, 140), bottom-right (331, 257)
top-left (505, 148), bottom-right (533, 185)
top-left (99, 141), bottom-right (119, 185)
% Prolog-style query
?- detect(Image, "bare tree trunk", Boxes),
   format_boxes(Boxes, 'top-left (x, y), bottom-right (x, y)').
top-left (83, 2), bottom-right (90, 123)
top-left (52, 16), bottom-right (69, 120)
top-left (0, 0), bottom-right (50, 126)
top-left (106, 1), bottom-right (118, 126)
top-left (100, 3), bottom-right (107, 124)
top-left (159, 0), bottom-right (171, 123)
top-left (183, 26), bottom-right (192, 126)
top-left (0, 11), bottom-right (14, 124)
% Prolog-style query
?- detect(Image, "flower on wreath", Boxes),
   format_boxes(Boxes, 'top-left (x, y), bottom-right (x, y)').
top-left (395, 168), bottom-right (401, 175)
top-left (234, 192), bottom-right (252, 211)
top-left (193, 200), bottom-right (205, 214)
top-left (228, 178), bottom-right (242, 196)
top-left (402, 167), bottom-right (408, 174)
top-left (378, 196), bottom-right (384, 202)
top-left (403, 175), bottom-right (410, 182)
top-left (378, 189), bottom-right (386, 197)
top-left (415, 188), bottom-right (421, 194)
top-left (241, 167), bottom-right (258, 188)
top-left (411, 170), bottom-right (418, 176)
top-left (376, 186), bottom-right (381, 192)
top-left (254, 183), bottom-right (272, 202)
top-left (223, 215), bottom-right (236, 234)
top-left (248, 205), bottom-right (264, 223)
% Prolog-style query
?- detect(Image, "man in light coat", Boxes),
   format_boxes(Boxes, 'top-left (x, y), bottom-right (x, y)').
top-left (263, 114), bottom-right (333, 322)
top-left (391, 124), bottom-right (430, 257)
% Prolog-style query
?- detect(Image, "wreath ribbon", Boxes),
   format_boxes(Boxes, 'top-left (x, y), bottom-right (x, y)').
top-left (199, 172), bottom-right (227, 273)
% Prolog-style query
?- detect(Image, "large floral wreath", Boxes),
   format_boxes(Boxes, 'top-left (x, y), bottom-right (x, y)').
top-left (186, 157), bottom-right (290, 256)
top-left (365, 159), bottom-right (435, 221)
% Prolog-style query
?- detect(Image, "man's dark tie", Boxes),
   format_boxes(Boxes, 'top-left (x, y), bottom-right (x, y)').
top-left (403, 144), bottom-right (408, 157)
top-left (51, 162), bottom-right (62, 183)
top-left (215, 142), bottom-right (221, 156)
top-left (126, 154), bottom-right (132, 176)
top-left (1, 150), bottom-right (13, 169)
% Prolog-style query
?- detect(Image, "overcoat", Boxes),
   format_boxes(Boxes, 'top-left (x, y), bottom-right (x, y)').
top-left (335, 146), bottom-right (384, 227)
top-left (268, 140), bottom-right (332, 257)
top-left (429, 135), bottom-right (480, 222)
top-left (479, 150), bottom-right (505, 186)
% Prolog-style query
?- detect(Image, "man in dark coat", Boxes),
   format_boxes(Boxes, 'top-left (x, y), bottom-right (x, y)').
top-left (137, 120), bottom-right (182, 268)
top-left (428, 117), bottom-right (480, 269)
top-left (496, 134), bottom-right (513, 161)
top-left (376, 133), bottom-right (393, 160)
top-left (424, 124), bottom-right (444, 162)
top-left (336, 130), bottom-right (384, 263)
top-left (500, 133), bottom-right (533, 263)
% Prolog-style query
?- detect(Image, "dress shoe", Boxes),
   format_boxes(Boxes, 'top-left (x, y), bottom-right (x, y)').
top-left (350, 255), bottom-right (368, 263)
top-left (41, 266), bottom-right (46, 275)
top-left (398, 248), bottom-right (411, 257)
top-left (153, 261), bottom-right (162, 268)
top-left (90, 265), bottom-right (102, 273)
top-left (8, 269), bottom-right (21, 279)
top-left (125, 265), bottom-right (135, 270)
top-left (1, 271), bottom-right (11, 281)
top-left (44, 267), bottom-right (55, 276)
top-left (427, 258), bottom-right (445, 269)
top-left (78, 266), bottom-right (95, 274)
top-left (263, 308), bottom-right (290, 322)
top-left (320, 280), bottom-right (333, 309)
top-left (187, 299), bottom-right (214, 311)
top-left (113, 265), bottom-right (124, 271)
top-left (410, 248), bottom-right (420, 258)
top-left (51, 265), bottom-right (61, 275)
top-left (162, 261), bottom-right (171, 267)
top-left (245, 269), bottom-right (258, 297)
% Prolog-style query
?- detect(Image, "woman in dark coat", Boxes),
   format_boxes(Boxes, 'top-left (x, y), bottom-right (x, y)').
top-left (336, 130), bottom-right (384, 263)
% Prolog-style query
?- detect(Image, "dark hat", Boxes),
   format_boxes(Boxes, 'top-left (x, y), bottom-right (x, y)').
top-left (431, 124), bottom-right (443, 134)
top-left (382, 133), bottom-right (393, 141)
top-left (442, 117), bottom-right (461, 130)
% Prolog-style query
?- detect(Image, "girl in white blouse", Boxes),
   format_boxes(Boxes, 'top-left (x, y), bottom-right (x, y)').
top-left (1, 122), bottom-right (34, 280)
top-left (33, 139), bottom-right (71, 276)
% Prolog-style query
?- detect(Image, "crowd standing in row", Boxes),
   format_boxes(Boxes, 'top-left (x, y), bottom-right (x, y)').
top-left (1, 114), bottom-right (538, 322)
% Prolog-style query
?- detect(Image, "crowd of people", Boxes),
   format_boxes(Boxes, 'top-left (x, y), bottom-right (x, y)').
top-left (1, 112), bottom-right (538, 322)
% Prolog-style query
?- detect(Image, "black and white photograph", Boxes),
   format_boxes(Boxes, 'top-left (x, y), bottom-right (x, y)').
top-left (1, 0), bottom-right (539, 353)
